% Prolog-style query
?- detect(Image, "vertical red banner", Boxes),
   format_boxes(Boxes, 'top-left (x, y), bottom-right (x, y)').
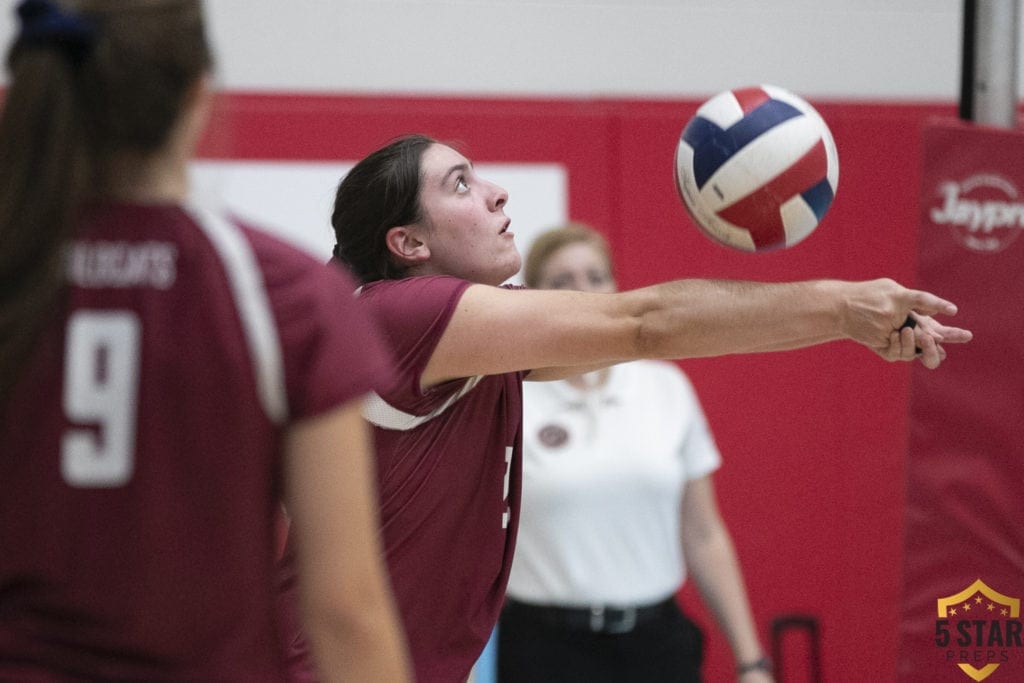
top-left (899, 120), bottom-right (1024, 682)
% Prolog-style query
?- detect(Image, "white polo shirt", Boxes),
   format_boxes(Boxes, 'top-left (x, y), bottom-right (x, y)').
top-left (507, 360), bottom-right (721, 606)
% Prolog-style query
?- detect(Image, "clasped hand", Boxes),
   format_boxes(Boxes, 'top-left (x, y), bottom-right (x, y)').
top-left (843, 278), bottom-right (973, 369)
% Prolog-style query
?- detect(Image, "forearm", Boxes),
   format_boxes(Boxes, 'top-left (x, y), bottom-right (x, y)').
top-left (285, 405), bottom-right (413, 682)
top-left (625, 279), bottom-right (846, 359)
top-left (304, 598), bottom-right (412, 683)
top-left (687, 531), bottom-right (766, 666)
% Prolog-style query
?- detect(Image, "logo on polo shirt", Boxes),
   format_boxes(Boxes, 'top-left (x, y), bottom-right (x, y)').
top-left (537, 424), bottom-right (569, 449)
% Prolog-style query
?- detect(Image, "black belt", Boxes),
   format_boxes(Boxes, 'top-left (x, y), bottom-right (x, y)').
top-left (505, 596), bottom-right (676, 635)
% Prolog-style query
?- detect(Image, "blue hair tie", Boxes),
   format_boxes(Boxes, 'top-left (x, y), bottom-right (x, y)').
top-left (16, 0), bottom-right (96, 64)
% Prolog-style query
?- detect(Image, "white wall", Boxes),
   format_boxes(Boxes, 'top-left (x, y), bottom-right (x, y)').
top-left (188, 160), bottom-right (568, 271)
top-left (199, 0), bottom-right (969, 99)
top-left (0, 1), bottom-right (1003, 99)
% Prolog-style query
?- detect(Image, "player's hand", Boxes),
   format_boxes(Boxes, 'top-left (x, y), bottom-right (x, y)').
top-left (841, 279), bottom-right (971, 368)
top-left (907, 312), bottom-right (973, 369)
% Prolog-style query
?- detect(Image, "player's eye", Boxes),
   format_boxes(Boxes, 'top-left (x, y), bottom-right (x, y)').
top-left (456, 176), bottom-right (470, 193)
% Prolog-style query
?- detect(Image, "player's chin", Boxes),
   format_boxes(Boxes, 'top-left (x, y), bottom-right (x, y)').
top-left (498, 252), bottom-right (522, 282)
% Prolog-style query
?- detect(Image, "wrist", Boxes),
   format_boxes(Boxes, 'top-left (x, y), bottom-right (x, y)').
top-left (817, 279), bottom-right (848, 340)
top-left (737, 655), bottom-right (772, 676)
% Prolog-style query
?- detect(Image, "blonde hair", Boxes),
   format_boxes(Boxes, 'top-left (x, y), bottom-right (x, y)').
top-left (523, 222), bottom-right (613, 288)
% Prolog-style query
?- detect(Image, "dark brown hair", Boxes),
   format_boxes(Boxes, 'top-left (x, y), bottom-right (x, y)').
top-left (0, 0), bottom-right (211, 400)
top-left (331, 134), bottom-right (436, 284)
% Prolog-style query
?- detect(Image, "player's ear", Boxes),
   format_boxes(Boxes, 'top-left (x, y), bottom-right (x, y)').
top-left (385, 225), bottom-right (431, 267)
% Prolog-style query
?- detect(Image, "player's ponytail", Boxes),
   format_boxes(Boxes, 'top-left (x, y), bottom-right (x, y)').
top-left (0, 0), bottom-right (212, 402)
top-left (0, 0), bottom-right (93, 402)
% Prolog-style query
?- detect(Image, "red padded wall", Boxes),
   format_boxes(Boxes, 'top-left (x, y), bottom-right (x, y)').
top-left (898, 120), bottom-right (1024, 683)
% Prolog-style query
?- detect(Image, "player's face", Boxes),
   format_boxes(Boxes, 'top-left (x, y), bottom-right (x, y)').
top-left (535, 241), bottom-right (616, 293)
top-left (414, 143), bottom-right (519, 286)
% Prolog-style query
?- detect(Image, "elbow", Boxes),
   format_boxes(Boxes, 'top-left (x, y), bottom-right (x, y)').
top-left (607, 288), bottom-right (671, 360)
top-left (633, 317), bottom-right (656, 359)
top-left (630, 304), bottom-right (668, 359)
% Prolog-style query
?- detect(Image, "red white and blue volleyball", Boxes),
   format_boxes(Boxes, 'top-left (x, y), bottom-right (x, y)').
top-left (674, 84), bottom-right (839, 252)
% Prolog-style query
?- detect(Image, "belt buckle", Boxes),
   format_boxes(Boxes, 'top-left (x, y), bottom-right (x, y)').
top-left (589, 605), bottom-right (637, 634)
top-left (589, 606), bottom-right (605, 632)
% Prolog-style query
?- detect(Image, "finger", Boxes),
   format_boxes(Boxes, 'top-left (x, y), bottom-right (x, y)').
top-left (907, 290), bottom-right (958, 318)
top-left (910, 313), bottom-right (938, 337)
top-left (899, 324), bottom-right (917, 361)
top-left (899, 315), bottom-right (922, 354)
top-left (931, 324), bottom-right (973, 344)
top-left (917, 317), bottom-right (970, 344)
top-left (917, 332), bottom-right (941, 369)
top-left (913, 314), bottom-right (973, 344)
top-left (886, 330), bottom-right (902, 362)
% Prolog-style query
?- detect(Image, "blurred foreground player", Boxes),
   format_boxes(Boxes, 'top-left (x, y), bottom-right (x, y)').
top-left (0, 1), bottom-right (410, 680)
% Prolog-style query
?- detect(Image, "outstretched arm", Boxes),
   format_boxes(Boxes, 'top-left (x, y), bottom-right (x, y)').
top-left (424, 277), bottom-right (971, 387)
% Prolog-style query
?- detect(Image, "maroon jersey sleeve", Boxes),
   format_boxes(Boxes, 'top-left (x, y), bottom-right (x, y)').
top-left (242, 224), bottom-right (394, 420)
top-left (357, 275), bottom-right (472, 411)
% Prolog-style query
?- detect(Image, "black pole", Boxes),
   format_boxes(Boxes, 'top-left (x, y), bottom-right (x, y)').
top-left (960, 0), bottom-right (976, 121)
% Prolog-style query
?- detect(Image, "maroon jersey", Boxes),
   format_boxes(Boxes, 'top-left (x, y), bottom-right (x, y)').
top-left (280, 275), bottom-right (523, 682)
top-left (0, 203), bottom-right (392, 681)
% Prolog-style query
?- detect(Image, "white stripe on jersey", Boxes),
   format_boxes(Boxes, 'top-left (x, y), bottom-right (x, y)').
top-left (363, 376), bottom-right (483, 431)
top-left (187, 206), bottom-right (288, 425)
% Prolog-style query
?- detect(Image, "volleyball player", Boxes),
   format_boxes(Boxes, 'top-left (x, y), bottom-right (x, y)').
top-left (276, 133), bottom-right (971, 682)
top-left (0, 2), bottom-right (411, 680)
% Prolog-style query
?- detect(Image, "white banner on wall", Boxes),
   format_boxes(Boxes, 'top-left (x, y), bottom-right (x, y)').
top-left (189, 160), bottom-right (568, 284)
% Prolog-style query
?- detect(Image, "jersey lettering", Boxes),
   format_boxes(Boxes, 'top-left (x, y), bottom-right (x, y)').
top-left (61, 310), bottom-right (141, 487)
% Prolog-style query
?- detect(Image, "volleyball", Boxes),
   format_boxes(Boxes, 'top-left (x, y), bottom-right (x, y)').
top-left (674, 84), bottom-right (839, 252)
